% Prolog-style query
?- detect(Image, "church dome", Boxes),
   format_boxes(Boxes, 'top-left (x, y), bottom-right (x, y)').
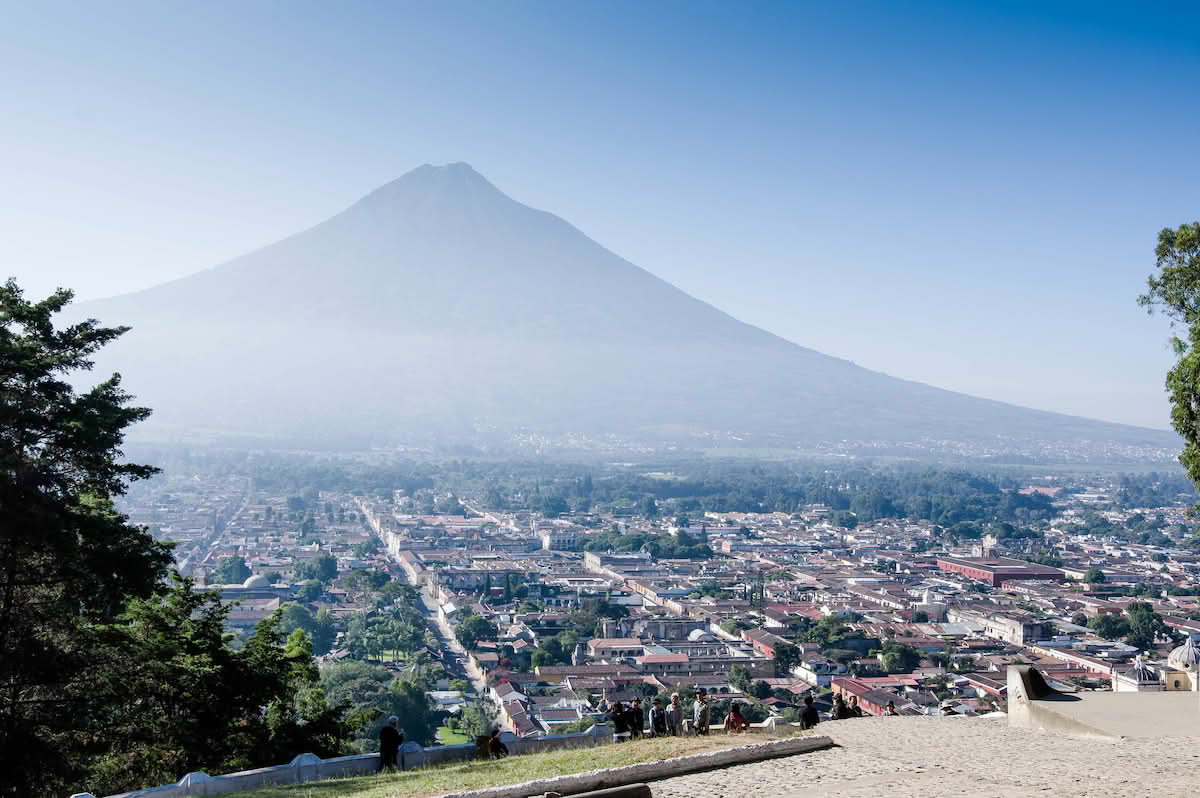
top-left (242, 574), bottom-right (270, 589)
top-left (1126, 656), bottom-right (1157, 683)
top-left (1168, 637), bottom-right (1200, 669)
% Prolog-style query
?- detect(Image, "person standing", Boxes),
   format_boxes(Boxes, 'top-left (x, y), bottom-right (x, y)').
top-left (648, 697), bottom-right (668, 737)
top-left (379, 715), bottom-right (403, 772)
top-left (608, 701), bottom-right (629, 742)
top-left (667, 692), bottom-right (684, 736)
top-left (693, 689), bottom-right (711, 735)
top-left (627, 698), bottom-right (644, 739)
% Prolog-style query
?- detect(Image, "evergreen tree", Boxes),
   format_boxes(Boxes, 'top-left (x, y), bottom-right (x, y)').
top-left (0, 280), bottom-right (173, 797)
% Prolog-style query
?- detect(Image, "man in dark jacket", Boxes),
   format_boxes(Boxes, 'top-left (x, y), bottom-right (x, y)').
top-left (627, 698), bottom-right (644, 739)
top-left (648, 697), bottom-right (668, 737)
top-left (608, 701), bottom-right (629, 741)
top-left (799, 695), bottom-right (820, 730)
top-left (379, 715), bottom-right (403, 771)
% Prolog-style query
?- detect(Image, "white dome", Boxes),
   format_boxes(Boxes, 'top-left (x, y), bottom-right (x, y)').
top-left (1168, 637), bottom-right (1200, 669)
top-left (242, 574), bottom-right (270, 589)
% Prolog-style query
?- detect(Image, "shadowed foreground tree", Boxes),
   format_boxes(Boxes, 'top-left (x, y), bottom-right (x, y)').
top-left (1139, 222), bottom-right (1200, 488)
top-left (0, 280), bottom-right (358, 796)
top-left (0, 279), bottom-right (173, 797)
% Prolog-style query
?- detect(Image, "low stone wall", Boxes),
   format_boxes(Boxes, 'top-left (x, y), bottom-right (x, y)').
top-left (70, 720), bottom-right (805, 798)
top-left (71, 726), bottom-right (613, 798)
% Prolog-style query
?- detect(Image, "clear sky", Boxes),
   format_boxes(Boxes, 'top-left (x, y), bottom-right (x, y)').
top-left (2, 0), bottom-right (1196, 429)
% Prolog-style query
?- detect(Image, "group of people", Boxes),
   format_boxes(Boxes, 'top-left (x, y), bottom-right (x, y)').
top-left (604, 688), bottom-right (758, 739)
top-left (831, 694), bottom-right (901, 720)
top-left (607, 694), bottom-right (678, 739)
top-left (381, 688), bottom-right (903, 771)
top-left (378, 688), bottom-right (903, 773)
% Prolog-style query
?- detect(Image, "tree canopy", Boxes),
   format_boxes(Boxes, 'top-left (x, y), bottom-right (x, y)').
top-left (1139, 222), bottom-right (1200, 489)
top-left (455, 614), bottom-right (499, 651)
top-left (0, 280), bottom-right (173, 796)
top-left (1088, 613), bottom-right (1129, 641)
top-left (296, 553), bottom-right (338, 583)
top-left (85, 581), bottom-right (361, 793)
top-left (212, 555), bottom-right (252, 584)
top-left (0, 281), bottom-right (361, 796)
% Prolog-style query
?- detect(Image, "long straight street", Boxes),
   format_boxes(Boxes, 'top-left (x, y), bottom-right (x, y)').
top-left (404, 565), bottom-right (491, 699)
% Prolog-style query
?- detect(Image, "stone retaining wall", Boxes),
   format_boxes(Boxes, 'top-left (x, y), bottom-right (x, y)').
top-left (70, 719), bottom-right (803, 798)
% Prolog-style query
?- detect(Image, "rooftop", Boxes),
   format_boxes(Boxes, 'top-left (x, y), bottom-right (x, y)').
top-left (937, 555), bottom-right (1065, 575)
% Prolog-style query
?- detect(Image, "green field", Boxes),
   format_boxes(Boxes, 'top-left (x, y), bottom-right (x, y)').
top-left (435, 726), bottom-right (469, 745)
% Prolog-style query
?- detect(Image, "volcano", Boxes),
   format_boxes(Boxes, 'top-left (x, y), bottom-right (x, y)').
top-left (78, 163), bottom-right (1174, 454)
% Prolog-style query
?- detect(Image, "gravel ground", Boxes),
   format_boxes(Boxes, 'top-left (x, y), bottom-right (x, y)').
top-left (652, 716), bottom-right (1200, 798)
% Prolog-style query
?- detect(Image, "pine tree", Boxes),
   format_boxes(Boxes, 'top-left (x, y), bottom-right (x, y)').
top-left (0, 280), bottom-right (173, 797)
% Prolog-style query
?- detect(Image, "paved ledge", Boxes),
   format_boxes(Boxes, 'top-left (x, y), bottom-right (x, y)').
top-left (655, 716), bottom-right (1200, 797)
top-left (1008, 664), bottom-right (1200, 739)
top-left (437, 735), bottom-right (834, 798)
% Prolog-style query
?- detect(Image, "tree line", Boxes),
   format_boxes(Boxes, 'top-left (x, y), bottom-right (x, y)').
top-left (0, 283), bottom-right (399, 796)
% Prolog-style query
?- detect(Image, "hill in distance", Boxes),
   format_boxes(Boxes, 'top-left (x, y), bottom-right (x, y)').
top-left (78, 163), bottom-right (1177, 458)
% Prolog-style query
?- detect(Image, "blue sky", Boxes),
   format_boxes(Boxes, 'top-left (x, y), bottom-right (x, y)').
top-left (1, 0), bottom-right (1197, 429)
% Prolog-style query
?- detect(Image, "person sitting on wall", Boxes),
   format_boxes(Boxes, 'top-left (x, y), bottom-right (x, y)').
top-left (379, 715), bottom-right (403, 772)
top-left (799, 695), bottom-right (820, 730)
top-left (723, 702), bottom-right (749, 733)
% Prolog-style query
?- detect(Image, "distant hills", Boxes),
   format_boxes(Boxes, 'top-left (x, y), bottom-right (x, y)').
top-left (78, 163), bottom-right (1177, 457)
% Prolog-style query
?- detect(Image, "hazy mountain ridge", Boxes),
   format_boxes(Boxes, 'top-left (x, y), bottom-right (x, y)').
top-left (77, 163), bottom-right (1177, 453)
